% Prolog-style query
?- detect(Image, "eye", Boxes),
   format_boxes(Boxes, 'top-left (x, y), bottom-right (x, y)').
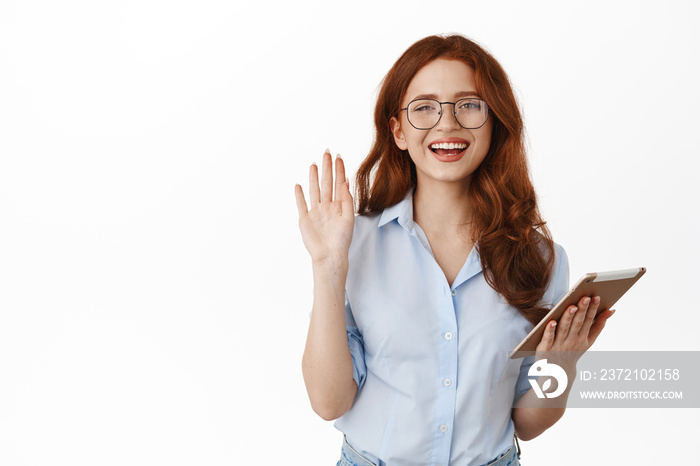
top-left (458, 99), bottom-right (482, 111)
top-left (410, 100), bottom-right (439, 113)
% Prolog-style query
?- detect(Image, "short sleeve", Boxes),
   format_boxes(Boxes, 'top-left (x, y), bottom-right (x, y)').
top-left (514, 355), bottom-right (536, 402)
top-left (345, 291), bottom-right (367, 392)
top-left (514, 243), bottom-right (570, 402)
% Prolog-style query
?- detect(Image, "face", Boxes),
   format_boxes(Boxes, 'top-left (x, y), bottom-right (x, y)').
top-left (390, 58), bottom-right (493, 187)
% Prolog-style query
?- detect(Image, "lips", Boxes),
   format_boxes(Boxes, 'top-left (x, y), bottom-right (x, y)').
top-left (430, 142), bottom-right (469, 156)
top-left (429, 138), bottom-right (470, 159)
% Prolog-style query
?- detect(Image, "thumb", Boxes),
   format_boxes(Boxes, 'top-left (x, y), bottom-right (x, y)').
top-left (340, 178), bottom-right (354, 209)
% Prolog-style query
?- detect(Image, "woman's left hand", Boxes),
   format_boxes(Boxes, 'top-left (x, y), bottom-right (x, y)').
top-left (535, 296), bottom-right (615, 370)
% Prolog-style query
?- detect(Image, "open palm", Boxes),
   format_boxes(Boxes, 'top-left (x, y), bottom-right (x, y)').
top-left (294, 150), bottom-right (355, 265)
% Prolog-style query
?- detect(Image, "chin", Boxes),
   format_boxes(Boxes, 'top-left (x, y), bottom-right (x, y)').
top-left (419, 169), bottom-right (475, 185)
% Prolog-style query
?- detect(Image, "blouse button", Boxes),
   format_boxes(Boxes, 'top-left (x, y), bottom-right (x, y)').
top-left (439, 424), bottom-right (448, 433)
top-left (443, 378), bottom-right (452, 387)
top-left (444, 332), bottom-right (453, 340)
top-left (451, 289), bottom-right (457, 296)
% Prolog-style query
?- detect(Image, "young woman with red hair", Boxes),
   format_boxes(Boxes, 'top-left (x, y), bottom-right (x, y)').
top-left (295, 34), bottom-right (613, 466)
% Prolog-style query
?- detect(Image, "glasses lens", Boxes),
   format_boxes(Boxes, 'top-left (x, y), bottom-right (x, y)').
top-left (407, 99), bottom-right (441, 129)
top-left (454, 99), bottom-right (488, 129)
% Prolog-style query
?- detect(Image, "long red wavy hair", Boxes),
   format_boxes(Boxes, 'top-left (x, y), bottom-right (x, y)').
top-left (355, 34), bottom-right (554, 325)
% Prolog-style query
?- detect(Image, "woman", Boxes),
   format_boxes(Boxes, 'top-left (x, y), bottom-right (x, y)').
top-left (294, 34), bottom-right (613, 466)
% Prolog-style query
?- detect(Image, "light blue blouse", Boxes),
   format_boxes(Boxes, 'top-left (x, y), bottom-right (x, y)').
top-left (334, 188), bottom-right (569, 466)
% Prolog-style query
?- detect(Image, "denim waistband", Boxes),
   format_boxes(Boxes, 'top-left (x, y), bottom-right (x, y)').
top-left (485, 444), bottom-right (519, 466)
top-left (337, 436), bottom-right (520, 466)
top-left (338, 435), bottom-right (377, 466)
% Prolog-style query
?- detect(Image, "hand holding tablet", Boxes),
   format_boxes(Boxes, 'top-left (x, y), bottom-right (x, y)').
top-left (510, 267), bottom-right (646, 359)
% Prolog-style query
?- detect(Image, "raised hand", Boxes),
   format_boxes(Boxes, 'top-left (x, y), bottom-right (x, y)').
top-left (294, 149), bottom-right (355, 266)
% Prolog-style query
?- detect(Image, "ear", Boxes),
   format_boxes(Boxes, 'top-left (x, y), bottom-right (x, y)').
top-left (389, 116), bottom-right (408, 151)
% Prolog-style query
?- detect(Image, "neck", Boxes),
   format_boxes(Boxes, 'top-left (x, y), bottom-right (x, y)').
top-left (413, 176), bottom-right (473, 236)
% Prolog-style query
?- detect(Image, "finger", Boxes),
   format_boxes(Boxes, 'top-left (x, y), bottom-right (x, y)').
top-left (554, 305), bottom-right (577, 344)
top-left (335, 156), bottom-right (353, 217)
top-left (579, 296), bottom-right (600, 337)
top-left (309, 162), bottom-right (320, 205)
top-left (588, 309), bottom-right (613, 345)
top-left (321, 150), bottom-right (333, 202)
top-left (570, 296), bottom-right (591, 334)
top-left (334, 154), bottom-right (346, 199)
top-left (340, 178), bottom-right (355, 219)
top-left (294, 184), bottom-right (308, 217)
top-left (537, 320), bottom-right (557, 352)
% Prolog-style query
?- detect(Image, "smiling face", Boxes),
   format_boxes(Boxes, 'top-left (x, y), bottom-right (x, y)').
top-left (390, 58), bottom-right (493, 188)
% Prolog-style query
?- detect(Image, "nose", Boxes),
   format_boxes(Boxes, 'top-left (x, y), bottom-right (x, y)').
top-left (436, 103), bottom-right (461, 131)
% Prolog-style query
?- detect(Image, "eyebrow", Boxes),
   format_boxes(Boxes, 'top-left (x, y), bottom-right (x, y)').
top-left (411, 91), bottom-right (481, 100)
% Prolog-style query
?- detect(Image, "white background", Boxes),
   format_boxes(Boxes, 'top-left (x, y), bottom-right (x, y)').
top-left (1, 0), bottom-right (699, 464)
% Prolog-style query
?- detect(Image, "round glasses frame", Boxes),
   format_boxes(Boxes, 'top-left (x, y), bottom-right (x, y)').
top-left (399, 98), bottom-right (490, 130)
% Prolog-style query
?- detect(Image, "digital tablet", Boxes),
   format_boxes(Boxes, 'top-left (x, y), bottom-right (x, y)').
top-left (509, 267), bottom-right (646, 359)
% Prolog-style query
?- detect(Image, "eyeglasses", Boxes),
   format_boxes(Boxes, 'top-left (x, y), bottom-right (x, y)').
top-left (399, 98), bottom-right (490, 130)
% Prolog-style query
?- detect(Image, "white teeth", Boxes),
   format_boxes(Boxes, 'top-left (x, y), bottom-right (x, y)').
top-left (430, 142), bottom-right (468, 150)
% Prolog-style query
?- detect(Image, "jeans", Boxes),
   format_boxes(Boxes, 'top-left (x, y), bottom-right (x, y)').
top-left (336, 435), bottom-right (521, 466)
